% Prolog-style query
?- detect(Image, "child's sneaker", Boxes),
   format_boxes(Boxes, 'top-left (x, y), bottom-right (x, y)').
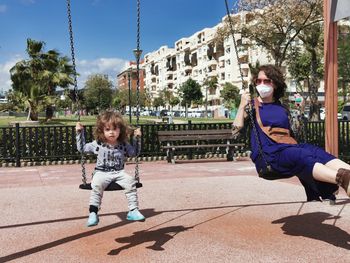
top-left (126, 209), bottom-right (145, 221)
top-left (87, 212), bottom-right (99, 227)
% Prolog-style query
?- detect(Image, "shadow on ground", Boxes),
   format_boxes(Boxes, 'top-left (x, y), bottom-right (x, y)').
top-left (272, 211), bottom-right (350, 250)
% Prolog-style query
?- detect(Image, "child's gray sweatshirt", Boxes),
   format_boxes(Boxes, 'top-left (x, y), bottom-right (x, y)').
top-left (76, 132), bottom-right (140, 171)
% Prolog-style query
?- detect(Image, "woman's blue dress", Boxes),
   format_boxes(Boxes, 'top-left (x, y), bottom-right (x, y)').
top-left (250, 100), bottom-right (339, 201)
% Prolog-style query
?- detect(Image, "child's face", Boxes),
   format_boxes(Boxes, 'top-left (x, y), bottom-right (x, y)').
top-left (103, 123), bottom-right (120, 145)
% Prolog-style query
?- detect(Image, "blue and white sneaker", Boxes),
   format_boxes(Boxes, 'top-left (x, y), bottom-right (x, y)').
top-left (126, 209), bottom-right (145, 221)
top-left (87, 212), bottom-right (99, 227)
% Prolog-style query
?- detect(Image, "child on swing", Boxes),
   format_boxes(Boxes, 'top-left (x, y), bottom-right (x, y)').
top-left (233, 64), bottom-right (350, 202)
top-left (76, 110), bottom-right (145, 227)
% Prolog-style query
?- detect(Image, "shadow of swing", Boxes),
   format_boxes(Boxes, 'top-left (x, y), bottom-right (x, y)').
top-left (272, 212), bottom-right (350, 250)
top-left (1, 199), bottom-right (349, 262)
top-left (107, 206), bottom-right (245, 255)
top-left (108, 225), bottom-right (193, 255)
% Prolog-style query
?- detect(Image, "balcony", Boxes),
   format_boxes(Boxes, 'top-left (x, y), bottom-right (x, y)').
top-left (206, 59), bottom-right (217, 67)
top-left (166, 79), bottom-right (174, 84)
top-left (207, 71), bottom-right (217, 78)
top-left (184, 65), bottom-right (192, 72)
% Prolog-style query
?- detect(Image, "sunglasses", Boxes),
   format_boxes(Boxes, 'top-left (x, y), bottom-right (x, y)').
top-left (255, 78), bottom-right (272, 85)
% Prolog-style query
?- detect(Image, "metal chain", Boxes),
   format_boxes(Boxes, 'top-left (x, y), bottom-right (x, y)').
top-left (224, 0), bottom-right (270, 170)
top-left (134, 0), bottom-right (141, 183)
top-left (66, 0), bottom-right (86, 184)
top-left (248, 103), bottom-right (271, 170)
top-left (224, 0), bottom-right (246, 90)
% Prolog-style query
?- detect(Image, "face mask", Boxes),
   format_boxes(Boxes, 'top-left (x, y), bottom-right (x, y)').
top-left (256, 84), bottom-right (274, 99)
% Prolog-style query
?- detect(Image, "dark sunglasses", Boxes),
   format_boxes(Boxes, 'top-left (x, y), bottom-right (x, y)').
top-left (255, 78), bottom-right (272, 85)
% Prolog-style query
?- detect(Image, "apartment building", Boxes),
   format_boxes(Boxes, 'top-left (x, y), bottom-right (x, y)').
top-left (140, 13), bottom-right (274, 112)
top-left (119, 11), bottom-right (329, 112)
top-left (117, 61), bottom-right (145, 92)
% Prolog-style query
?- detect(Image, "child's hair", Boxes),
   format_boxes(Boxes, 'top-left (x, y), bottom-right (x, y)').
top-left (94, 110), bottom-right (128, 143)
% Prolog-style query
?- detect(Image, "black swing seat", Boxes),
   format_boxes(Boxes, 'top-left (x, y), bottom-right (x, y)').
top-left (258, 166), bottom-right (294, 181)
top-left (79, 182), bottom-right (143, 191)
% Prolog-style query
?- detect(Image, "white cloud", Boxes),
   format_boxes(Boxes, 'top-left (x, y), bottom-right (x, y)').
top-left (0, 56), bottom-right (128, 95)
top-left (0, 55), bottom-right (23, 94)
top-left (76, 57), bottom-right (129, 88)
top-left (0, 4), bottom-right (7, 13)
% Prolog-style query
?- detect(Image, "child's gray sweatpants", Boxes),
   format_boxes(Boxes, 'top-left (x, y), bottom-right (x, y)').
top-left (89, 170), bottom-right (138, 211)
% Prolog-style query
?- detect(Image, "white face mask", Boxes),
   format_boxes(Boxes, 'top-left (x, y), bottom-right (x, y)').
top-left (256, 84), bottom-right (274, 99)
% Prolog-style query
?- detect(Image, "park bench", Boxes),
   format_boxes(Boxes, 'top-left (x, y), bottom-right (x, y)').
top-left (157, 129), bottom-right (245, 164)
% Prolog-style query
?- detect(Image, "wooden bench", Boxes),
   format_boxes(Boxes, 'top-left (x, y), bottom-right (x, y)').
top-left (157, 129), bottom-right (245, 163)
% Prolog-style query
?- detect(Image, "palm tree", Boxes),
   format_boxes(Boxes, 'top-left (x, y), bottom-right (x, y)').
top-left (10, 38), bottom-right (75, 121)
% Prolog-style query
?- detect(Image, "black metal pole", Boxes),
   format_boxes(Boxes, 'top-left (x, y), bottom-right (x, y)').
top-left (128, 71), bottom-right (132, 123)
top-left (15, 123), bottom-right (21, 167)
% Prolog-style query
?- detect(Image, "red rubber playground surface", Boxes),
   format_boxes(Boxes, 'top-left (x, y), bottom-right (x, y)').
top-left (0, 159), bottom-right (349, 263)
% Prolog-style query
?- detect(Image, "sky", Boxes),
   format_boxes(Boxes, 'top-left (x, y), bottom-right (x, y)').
top-left (0, 0), bottom-right (233, 94)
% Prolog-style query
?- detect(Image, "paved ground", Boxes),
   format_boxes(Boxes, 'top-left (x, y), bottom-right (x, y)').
top-left (0, 159), bottom-right (349, 263)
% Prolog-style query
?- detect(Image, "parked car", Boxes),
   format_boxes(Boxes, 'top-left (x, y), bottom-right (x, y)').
top-left (188, 110), bottom-right (204, 118)
top-left (160, 109), bottom-right (168, 117)
top-left (320, 107), bottom-right (342, 120)
top-left (172, 111), bottom-right (182, 117)
top-left (140, 110), bottom-right (150, 116)
top-left (342, 104), bottom-right (350, 120)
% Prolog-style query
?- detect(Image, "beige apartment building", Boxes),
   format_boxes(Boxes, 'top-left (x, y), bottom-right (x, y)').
top-left (140, 13), bottom-right (272, 114)
top-left (118, 12), bottom-right (330, 115)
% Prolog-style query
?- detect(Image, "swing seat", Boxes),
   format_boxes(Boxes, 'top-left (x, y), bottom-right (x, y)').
top-left (79, 182), bottom-right (143, 191)
top-left (258, 167), bottom-right (294, 181)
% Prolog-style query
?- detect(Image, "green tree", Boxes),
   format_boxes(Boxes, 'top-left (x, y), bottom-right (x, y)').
top-left (169, 96), bottom-right (180, 110)
top-left (83, 74), bottom-right (114, 114)
top-left (179, 78), bottom-right (203, 117)
top-left (6, 90), bottom-right (27, 112)
top-left (288, 49), bottom-right (311, 105)
top-left (153, 96), bottom-right (165, 110)
top-left (159, 89), bottom-right (172, 110)
top-left (113, 88), bottom-right (148, 113)
top-left (296, 19), bottom-right (324, 121)
top-left (10, 38), bottom-right (75, 120)
top-left (203, 76), bottom-right (218, 117)
top-left (338, 25), bottom-right (350, 103)
top-left (226, 0), bottom-right (323, 66)
top-left (220, 82), bottom-right (240, 109)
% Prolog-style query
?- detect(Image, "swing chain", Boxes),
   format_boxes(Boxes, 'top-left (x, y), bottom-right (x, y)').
top-left (67, 0), bottom-right (87, 185)
top-left (66, 0), bottom-right (80, 121)
top-left (134, 0), bottom-right (141, 183)
top-left (224, 0), bottom-right (246, 90)
top-left (224, 0), bottom-right (270, 170)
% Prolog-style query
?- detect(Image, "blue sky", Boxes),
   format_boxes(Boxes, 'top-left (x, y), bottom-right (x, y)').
top-left (0, 0), bottom-right (233, 93)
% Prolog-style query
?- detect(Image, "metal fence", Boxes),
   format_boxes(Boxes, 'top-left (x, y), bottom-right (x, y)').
top-left (1, 120), bottom-right (349, 166)
top-left (0, 121), bottom-right (247, 166)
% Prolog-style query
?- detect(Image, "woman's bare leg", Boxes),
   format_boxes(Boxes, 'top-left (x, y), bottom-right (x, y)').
top-left (324, 158), bottom-right (350, 171)
top-left (312, 163), bottom-right (337, 184)
top-left (314, 159), bottom-right (350, 196)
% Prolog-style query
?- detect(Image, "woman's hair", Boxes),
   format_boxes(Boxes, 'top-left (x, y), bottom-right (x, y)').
top-left (252, 64), bottom-right (287, 101)
top-left (94, 110), bottom-right (128, 143)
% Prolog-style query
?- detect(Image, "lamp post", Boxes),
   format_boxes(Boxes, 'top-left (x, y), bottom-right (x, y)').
top-left (204, 74), bottom-right (208, 118)
top-left (205, 85), bottom-right (208, 118)
top-left (133, 48), bottom-right (143, 123)
top-left (128, 70), bottom-right (132, 123)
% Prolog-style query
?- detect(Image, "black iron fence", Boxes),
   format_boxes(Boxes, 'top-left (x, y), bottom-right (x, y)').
top-left (0, 121), bottom-right (247, 166)
top-left (1, 120), bottom-right (349, 166)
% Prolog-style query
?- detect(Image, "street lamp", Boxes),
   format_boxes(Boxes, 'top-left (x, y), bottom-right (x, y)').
top-left (204, 74), bottom-right (208, 118)
top-left (133, 48), bottom-right (143, 121)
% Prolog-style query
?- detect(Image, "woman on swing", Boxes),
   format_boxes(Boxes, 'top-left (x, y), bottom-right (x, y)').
top-left (233, 64), bottom-right (350, 201)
